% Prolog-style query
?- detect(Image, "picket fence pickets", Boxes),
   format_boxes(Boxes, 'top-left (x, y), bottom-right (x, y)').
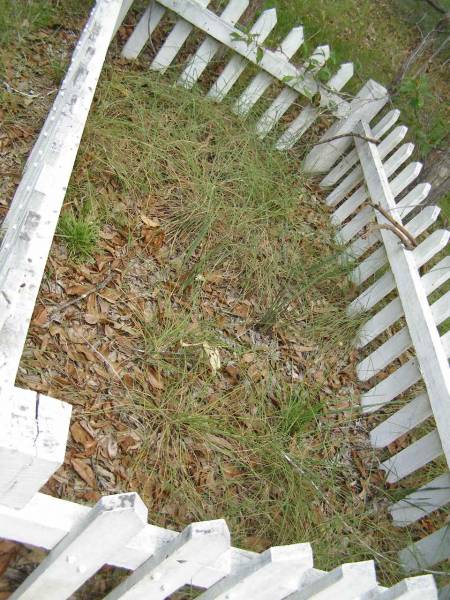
top-left (0, 491), bottom-right (439, 599)
top-left (309, 109), bottom-right (449, 570)
top-left (0, 0), bottom-right (448, 595)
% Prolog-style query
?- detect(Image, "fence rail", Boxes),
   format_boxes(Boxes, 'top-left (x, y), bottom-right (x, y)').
top-left (0, 0), bottom-right (449, 595)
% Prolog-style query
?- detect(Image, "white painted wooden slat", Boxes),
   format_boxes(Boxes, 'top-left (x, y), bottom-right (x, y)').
top-left (358, 290), bottom-right (450, 381)
top-left (327, 126), bottom-right (408, 210)
top-left (349, 229), bottom-right (450, 314)
top-left (303, 79), bottom-right (389, 174)
top-left (372, 576), bottom-right (437, 599)
top-left (275, 62), bottom-right (354, 149)
top-left (320, 109), bottom-right (401, 188)
top-left (286, 561), bottom-right (377, 599)
top-left (380, 430), bottom-right (443, 484)
top-left (400, 525), bottom-right (450, 572)
top-left (0, 388), bottom-right (71, 509)
top-left (255, 45), bottom-right (330, 137)
top-left (178, 0), bottom-right (249, 88)
top-left (105, 520), bottom-right (230, 599)
top-left (198, 544), bottom-right (313, 600)
top-left (157, 0), bottom-right (323, 99)
top-left (356, 256), bottom-right (450, 348)
top-left (0, 492), bottom-right (256, 589)
top-left (332, 141), bottom-right (414, 230)
top-left (207, 9), bottom-right (278, 101)
top-left (150, 0), bottom-right (211, 72)
top-left (361, 357), bottom-right (421, 414)
top-left (9, 493), bottom-right (148, 600)
top-left (0, 0), bottom-right (124, 406)
top-left (351, 206), bottom-right (441, 287)
top-left (112, 0), bottom-right (135, 39)
top-left (121, 2), bottom-right (166, 59)
top-left (389, 473), bottom-right (450, 527)
top-left (234, 26), bottom-right (304, 116)
top-left (2, 0), bottom-right (117, 234)
top-left (370, 393), bottom-right (432, 449)
top-left (394, 183), bottom-right (432, 221)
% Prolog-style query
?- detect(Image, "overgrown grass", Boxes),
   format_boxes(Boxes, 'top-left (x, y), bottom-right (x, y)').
top-left (58, 67), bottom-right (424, 583)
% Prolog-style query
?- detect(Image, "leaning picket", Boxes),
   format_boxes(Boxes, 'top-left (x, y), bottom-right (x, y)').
top-left (389, 473), bottom-right (450, 526)
top-left (255, 45), bottom-right (330, 137)
top-left (353, 120), bottom-right (450, 467)
top-left (105, 520), bottom-right (230, 599)
top-left (9, 493), bottom-right (148, 600)
top-left (178, 0), bottom-right (249, 87)
top-left (150, 0), bottom-right (211, 72)
top-left (198, 545), bottom-right (313, 600)
top-left (207, 9), bottom-right (278, 102)
top-left (233, 26), bottom-right (305, 116)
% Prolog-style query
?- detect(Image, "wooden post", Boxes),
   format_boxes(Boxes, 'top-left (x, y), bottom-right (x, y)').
top-left (0, 388), bottom-right (71, 509)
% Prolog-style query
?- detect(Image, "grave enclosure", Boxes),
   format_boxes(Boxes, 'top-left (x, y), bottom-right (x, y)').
top-left (0, 0), bottom-right (449, 597)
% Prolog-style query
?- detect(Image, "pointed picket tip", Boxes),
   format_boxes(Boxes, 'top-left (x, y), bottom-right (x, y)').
top-left (279, 25), bottom-right (304, 53)
top-left (256, 7), bottom-right (278, 29)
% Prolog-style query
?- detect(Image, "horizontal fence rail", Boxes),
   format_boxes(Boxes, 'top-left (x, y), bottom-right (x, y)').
top-left (0, 0), bottom-right (448, 595)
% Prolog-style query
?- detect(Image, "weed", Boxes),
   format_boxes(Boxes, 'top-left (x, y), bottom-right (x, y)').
top-left (57, 212), bottom-right (98, 262)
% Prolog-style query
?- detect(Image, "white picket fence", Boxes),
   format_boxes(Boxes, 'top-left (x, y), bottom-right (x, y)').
top-left (0, 0), bottom-right (448, 596)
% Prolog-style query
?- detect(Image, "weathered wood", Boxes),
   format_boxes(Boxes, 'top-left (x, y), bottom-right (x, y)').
top-left (0, 492), bottom-right (255, 589)
top-left (233, 26), bottom-right (304, 116)
top-left (400, 525), bottom-right (450, 572)
top-left (198, 545), bottom-right (313, 600)
top-left (389, 473), bottom-right (450, 526)
top-left (338, 160), bottom-right (422, 244)
top-left (0, 388), bottom-right (71, 509)
top-left (326, 126), bottom-right (408, 210)
top-left (121, 2), bottom-right (166, 59)
top-left (150, 0), bottom-right (211, 73)
top-left (356, 255), bottom-right (450, 348)
top-left (380, 430), bottom-right (443, 484)
top-left (303, 80), bottom-right (388, 174)
top-left (370, 393), bottom-right (432, 449)
top-left (156, 0), bottom-right (322, 100)
top-left (349, 229), bottom-right (449, 314)
top-left (357, 289), bottom-right (450, 381)
top-left (320, 109), bottom-right (401, 188)
top-left (207, 9), bottom-right (278, 102)
top-left (344, 183), bottom-right (431, 263)
top-left (286, 561), bottom-right (377, 599)
top-left (0, 0), bottom-right (124, 407)
top-left (105, 520), bottom-right (230, 599)
top-left (350, 206), bottom-right (440, 286)
top-left (372, 576), bottom-right (437, 599)
top-left (178, 0), bottom-right (249, 88)
top-left (275, 63), bottom-right (354, 149)
top-left (255, 45), bottom-right (330, 137)
top-left (9, 493), bottom-right (148, 600)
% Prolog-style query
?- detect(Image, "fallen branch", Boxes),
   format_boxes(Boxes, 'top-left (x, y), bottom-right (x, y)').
top-left (46, 270), bottom-right (115, 321)
top-left (315, 132), bottom-right (380, 146)
top-left (365, 201), bottom-right (418, 250)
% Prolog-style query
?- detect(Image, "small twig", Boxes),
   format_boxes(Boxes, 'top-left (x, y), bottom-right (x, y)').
top-left (2, 79), bottom-right (57, 99)
top-left (46, 270), bottom-right (115, 321)
top-left (315, 132), bottom-right (380, 146)
top-left (367, 201), bottom-right (418, 250)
